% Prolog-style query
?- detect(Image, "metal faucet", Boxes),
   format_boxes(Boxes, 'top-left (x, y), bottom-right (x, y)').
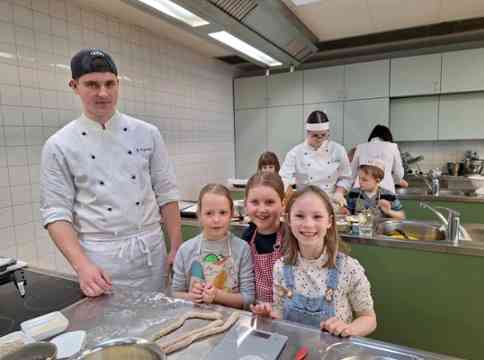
top-left (419, 202), bottom-right (470, 244)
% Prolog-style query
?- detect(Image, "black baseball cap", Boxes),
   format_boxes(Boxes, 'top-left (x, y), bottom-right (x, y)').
top-left (70, 48), bottom-right (118, 80)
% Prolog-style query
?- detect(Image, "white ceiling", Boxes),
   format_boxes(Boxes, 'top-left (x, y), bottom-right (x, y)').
top-left (73, 0), bottom-right (231, 57)
top-left (283, 0), bottom-right (484, 42)
top-left (74, 0), bottom-right (484, 62)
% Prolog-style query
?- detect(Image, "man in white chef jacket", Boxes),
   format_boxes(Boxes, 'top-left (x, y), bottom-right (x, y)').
top-left (40, 49), bottom-right (182, 297)
top-left (279, 110), bottom-right (352, 206)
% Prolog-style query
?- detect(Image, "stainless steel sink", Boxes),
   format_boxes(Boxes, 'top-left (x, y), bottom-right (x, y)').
top-left (463, 224), bottom-right (484, 242)
top-left (376, 220), bottom-right (446, 241)
top-left (322, 339), bottom-right (428, 360)
top-left (395, 188), bottom-right (428, 196)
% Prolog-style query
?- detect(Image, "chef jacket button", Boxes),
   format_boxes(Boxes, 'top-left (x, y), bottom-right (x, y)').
top-left (310, 177), bottom-right (313, 180)
top-left (91, 155), bottom-right (96, 159)
top-left (327, 162), bottom-right (330, 165)
top-left (304, 152), bottom-right (308, 155)
top-left (128, 150), bottom-right (132, 155)
top-left (328, 176), bottom-right (331, 179)
top-left (326, 149), bottom-right (329, 152)
top-left (131, 175), bottom-right (136, 180)
top-left (100, 181), bottom-right (104, 185)
top-left (308, 164), bottom-right (311, 167)
top-left (123, 127), bottom-right (128, 132)
top-left (107, 207), bottom-right (112, 212)
top-left (136, 201), bottom-right (140, 206)
top-left (82, 132), bottom-right (87, 136)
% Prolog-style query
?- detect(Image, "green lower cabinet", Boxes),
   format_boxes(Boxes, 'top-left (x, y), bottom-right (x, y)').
top-left (350, 243), bottom-right (483, 359)
top-left (402, 199), bottom-right (484, 224)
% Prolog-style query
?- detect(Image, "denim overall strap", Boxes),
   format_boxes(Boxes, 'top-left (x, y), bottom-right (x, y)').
top-left (282, 264), bottom-right (295, 290)
top-left (281, 253), bottom-right (343, 328)
top-left (320, 253), bottom-right (343, 320)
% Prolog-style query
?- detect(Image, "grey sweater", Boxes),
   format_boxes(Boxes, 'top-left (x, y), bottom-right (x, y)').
top-left (172, 233), bottom-right (255, 309)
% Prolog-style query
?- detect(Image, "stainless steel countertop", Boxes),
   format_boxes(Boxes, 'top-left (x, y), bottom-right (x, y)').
top-left (60, 287), bottom-right (460, 359)
top-left (396, 189), bottom-right (484, 203)
top-left (182, 219), bottom-right (484, 257)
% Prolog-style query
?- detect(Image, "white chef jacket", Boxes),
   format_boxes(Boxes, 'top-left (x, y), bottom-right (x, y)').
top-left (40, 111), bottom-right (180, 238)
top-left (351, 138), bottom-right (404, 193)
top-left (279, 140), bottom-right (352, 194)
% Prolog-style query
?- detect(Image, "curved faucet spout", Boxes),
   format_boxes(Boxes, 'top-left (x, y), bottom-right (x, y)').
top-left (418, 202), bottom-right (448, 226)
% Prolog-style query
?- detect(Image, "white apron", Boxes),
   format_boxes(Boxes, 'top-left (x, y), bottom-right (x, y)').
top-left (80, 225), bottom-right (167, 292)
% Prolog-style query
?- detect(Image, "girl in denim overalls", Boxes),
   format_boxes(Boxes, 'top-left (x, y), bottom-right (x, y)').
top-left (252, 186), bottom-right (377, 337)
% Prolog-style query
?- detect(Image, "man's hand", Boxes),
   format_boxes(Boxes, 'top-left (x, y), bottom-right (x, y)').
top-left (77, 261), bottom-right (112, 297)
top-left (167, 248), bottom-right (178, 266)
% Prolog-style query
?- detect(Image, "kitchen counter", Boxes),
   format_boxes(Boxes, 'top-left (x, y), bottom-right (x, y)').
top-left (61, 286), bottom-right (460, 359)
top-left (182, 219), bottom-right (484, 257)
top-left (396, 188), bottom-right (484, 203)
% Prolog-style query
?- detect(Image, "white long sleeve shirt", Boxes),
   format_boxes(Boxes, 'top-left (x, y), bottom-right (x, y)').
top-left (279, 140), bottom-right (352, 194)
top-left (40, 111), bottom-right (180, 239)
top-left (351, 138), bottom-right (404, 193)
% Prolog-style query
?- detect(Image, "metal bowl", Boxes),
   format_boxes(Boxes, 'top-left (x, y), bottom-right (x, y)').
top-left (75, 337), bottom-right (165, 360)
top-left (2, 342), bottom-right (57, 360)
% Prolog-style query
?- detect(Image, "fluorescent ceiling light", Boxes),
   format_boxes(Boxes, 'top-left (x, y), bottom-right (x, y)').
top-left (138, 0), bottom-right (209, 27)
top-left (209, 31), bottom-right (283, 67)
top-left (291, 0), bottom-right (321, 5)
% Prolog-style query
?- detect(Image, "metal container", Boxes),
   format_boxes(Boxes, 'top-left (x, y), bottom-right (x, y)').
top-left (75, 337), bottom-right (165, 360)
top-left (446, 161), bottom-right (459, 176)
top-left (2, 342), bottom-right (57, 360)
top-left (463, 158), bottom-right (484, 175)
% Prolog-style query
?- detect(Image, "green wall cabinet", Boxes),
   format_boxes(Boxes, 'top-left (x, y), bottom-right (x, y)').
top-left (442, 47), bottom-right (484, 93)
top-left (345, 59), bottom-right (390, 100)
top-left (343, 98), bottom-right (389, 150)
top-left (390, 54), bottom-right (442, 97)
top-left (303, 65), bottom-right (345, 103)
top-left (390, 96), bottom-right (439, 141)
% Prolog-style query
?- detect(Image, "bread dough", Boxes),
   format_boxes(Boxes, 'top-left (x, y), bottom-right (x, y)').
top-left (161, 311), bottom-right (240, 354)
top-left (152, 311), bottom-right (223, 341)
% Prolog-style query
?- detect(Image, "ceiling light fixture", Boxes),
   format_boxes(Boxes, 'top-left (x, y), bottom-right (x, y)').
top-left (290, 64), bottom-right (295, 73)
top-left (265, 69), bottom-right (270, 76)
top-left (209, 31), bottom-right (283, 67)
top-left (137, 0), bottom-right (209, 27)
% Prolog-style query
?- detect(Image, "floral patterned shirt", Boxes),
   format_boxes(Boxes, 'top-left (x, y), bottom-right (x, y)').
top-left (272, 252), bottom-right (374, 324)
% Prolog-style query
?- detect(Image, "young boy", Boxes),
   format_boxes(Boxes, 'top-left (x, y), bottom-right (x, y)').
top-left (346, 160), bottom-right (405, 220)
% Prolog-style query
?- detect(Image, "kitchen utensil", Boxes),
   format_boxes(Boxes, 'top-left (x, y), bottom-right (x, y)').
top-left (468, 175), bottom-right (484, 195)
top-left (446, 162), bottom-right (459, 176)
top-left (208, 325), bottom-right (288, 360)
top-left (463, 158), bottom-right (483, 175)
top-left (294, 346), bottom-right (309, 360)
top-left (75, 337), bottom-right (165, 360)
top-left (2, 341), bottom-right (57, 360)
top-left (21, 312), bottom-right (69, 341)
top-left (50, 331), bottom-right (86, 359)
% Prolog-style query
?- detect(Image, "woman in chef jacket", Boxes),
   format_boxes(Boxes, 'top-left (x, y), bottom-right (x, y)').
top-left (350, 125), bottom-right (407, 194)
top-left (279, 111), bottom-right (352, 208)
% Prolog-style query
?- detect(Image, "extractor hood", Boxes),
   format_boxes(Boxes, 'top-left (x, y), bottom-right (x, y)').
top-left (124, 0), bottom-right (319, 68)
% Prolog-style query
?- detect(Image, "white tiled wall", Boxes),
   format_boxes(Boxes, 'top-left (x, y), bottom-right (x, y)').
top-left (398, 140), bottom-right (484, 172)
top-left (0, 0), bottom-right (236, 274)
